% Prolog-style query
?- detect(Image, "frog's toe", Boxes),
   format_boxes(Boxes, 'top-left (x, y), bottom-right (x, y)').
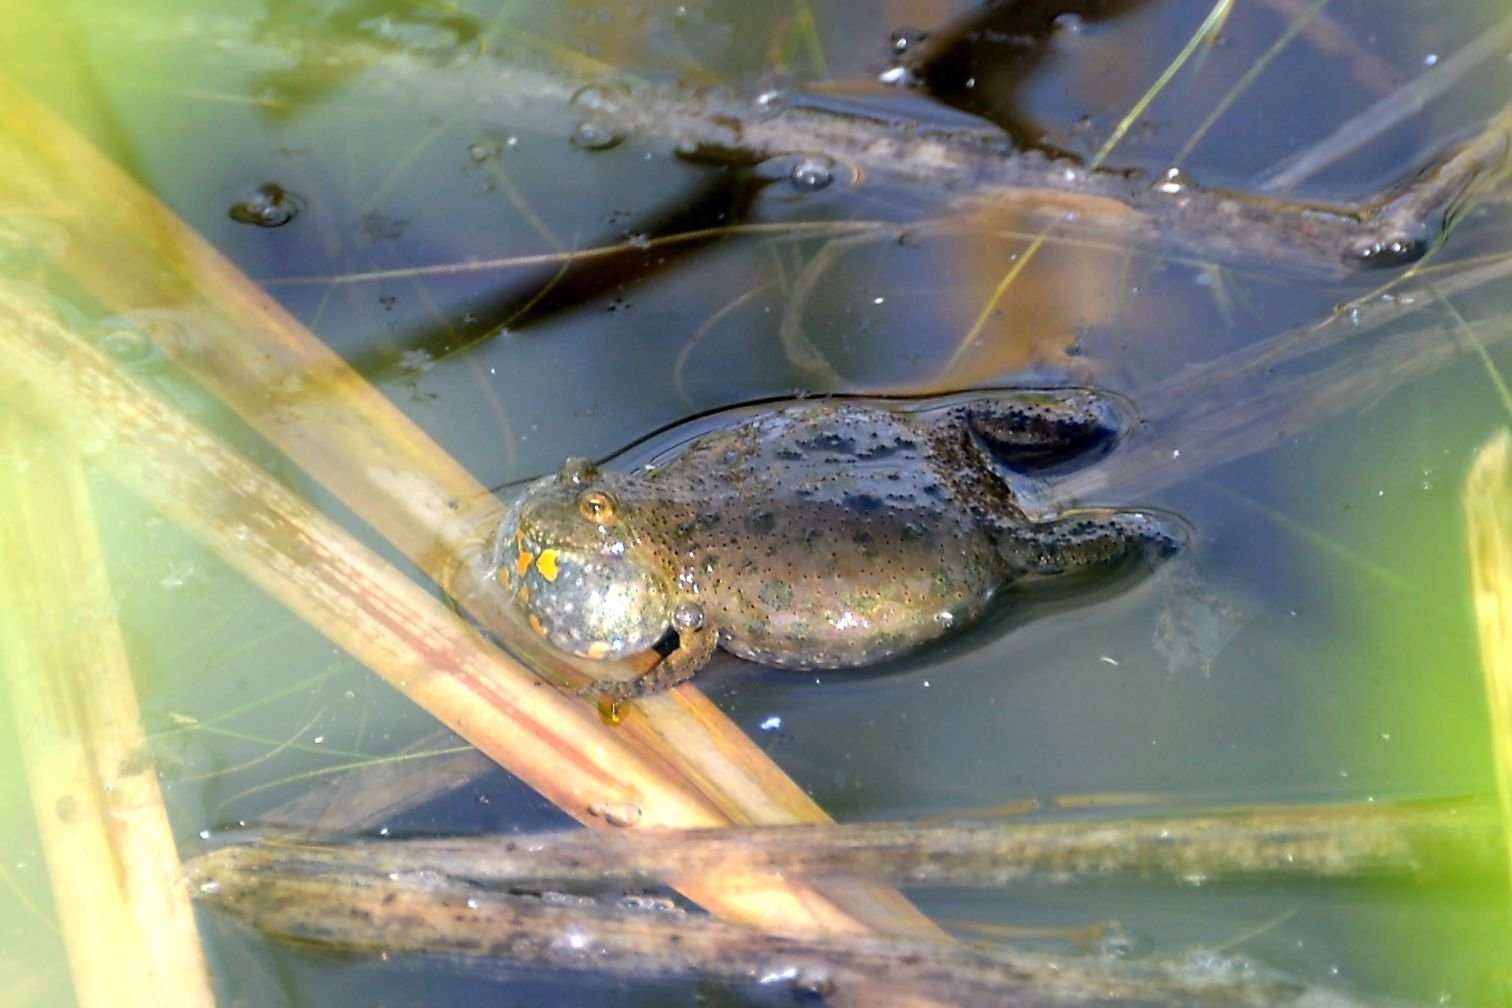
top-left (576, 677), bottom-right (643, 703)
top-left (1118, 508), bottom-right (1193, 564)
top-left (965, 389), bottom-right (1129, 473)
top-left (1002, 506), bottom-right (1190, 577)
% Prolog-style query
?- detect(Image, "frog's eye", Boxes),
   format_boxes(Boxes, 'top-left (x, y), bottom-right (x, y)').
top-left (578, 490), bottom-right (617, 523)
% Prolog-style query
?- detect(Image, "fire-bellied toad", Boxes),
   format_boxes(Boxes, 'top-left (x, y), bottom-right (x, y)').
top-left (493, 389), bottom-right (1187, 698)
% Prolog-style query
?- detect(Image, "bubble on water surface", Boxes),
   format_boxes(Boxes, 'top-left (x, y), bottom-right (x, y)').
top-left (228, 183), bottom-right (303, 228)
top-left (1153, 166), bottom-right (1197, 195)
top-left (754, 153), bottom-right (855, 196)
top-left (571, 120), bottom-right (626, 151)
top-left (889, 27), bottom-right (928, 54)
top-left (90, 314), bottom-right (171, 371)
top-left (569, 83), bottom-right (633, 151)
top-left (466, 139), bottom-right (499, 162)
top-left (790, 154), bottom-right (837, 191)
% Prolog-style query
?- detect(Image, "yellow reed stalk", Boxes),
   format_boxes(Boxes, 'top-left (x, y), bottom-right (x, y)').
top-left (0, 66), bottom-right (938, 941)
top-left (0, 413), bottom-right (215, 1008)
top-left (0, 285), bottom-right (893, 942)
top-left (1464, 429), bottom-right (1512, 897)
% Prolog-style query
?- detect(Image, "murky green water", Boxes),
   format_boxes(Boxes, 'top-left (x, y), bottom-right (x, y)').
top-left (2, 0), bottom-right (1511, 1004)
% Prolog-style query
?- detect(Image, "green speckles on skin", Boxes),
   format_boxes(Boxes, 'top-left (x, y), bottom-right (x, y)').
top-left (759, 580), bottom-right (794, 610)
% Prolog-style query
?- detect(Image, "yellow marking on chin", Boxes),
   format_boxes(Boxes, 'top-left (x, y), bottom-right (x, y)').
top-left (586, 641), bottom-right (613, 659)
top-left (527, 612), bottom-right (547, 637)
top-left (514, 548), bottom-right (535, 578)
top-left (535, 548), bottom-right (561, 582)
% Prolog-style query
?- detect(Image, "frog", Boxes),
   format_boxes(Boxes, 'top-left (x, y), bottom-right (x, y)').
top-left (493, 388), bottom-right (1188, 700)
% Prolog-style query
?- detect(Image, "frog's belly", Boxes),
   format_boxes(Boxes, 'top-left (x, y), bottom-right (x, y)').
top-left (706, 542), bottom-right (1005, 670)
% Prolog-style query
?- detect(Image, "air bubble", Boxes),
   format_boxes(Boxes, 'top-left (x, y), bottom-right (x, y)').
top-left (889, 28), bottom-right (928, 54)
top-left (753, 153), bottom-right (857, 196)
top-left (1093, 927), bottom-right (1151, 960)
top-left (571, 120), bottom-right (626, 151)
top-left (1348, 232), bottom-right (1423, 269)
top-left (569, 83), bottom-right (633, 151)
top-left (228, 183), bottom-right (303, 228)
top-left (790, 154), bottom-right (836, 191)
top-left (1153, 166), bottom-right (1196, 195)
top-left (751, 85), bottom-right (789, 115)
top-left (571, 82), bottom-right (628, 115)
top-left (466, 139), bottom-right (499, 162)
top-left (98, 325), bottom-right (153, 364)
top-left (877, 65), bottom-right (919, 87)
top-left (89, 314), bottom-right (174, 372)
top-left (881, 27), bottom-right (928, 86)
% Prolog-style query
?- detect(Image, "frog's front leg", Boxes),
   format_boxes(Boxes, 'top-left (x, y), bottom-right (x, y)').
top-left (579, 603), bottom-right (720, 701)
top-left (959, 389), bottom-right (1126, 472)
top-left (999, 507), bottom-right (1190, 578)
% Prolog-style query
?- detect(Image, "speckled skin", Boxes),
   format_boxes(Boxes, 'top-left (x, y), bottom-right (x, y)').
top-left (495, 390), bottom-right (1185, 698)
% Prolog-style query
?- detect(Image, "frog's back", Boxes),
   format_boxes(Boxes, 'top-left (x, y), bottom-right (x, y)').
top-left (633, 402), bottom-right (1015, 669)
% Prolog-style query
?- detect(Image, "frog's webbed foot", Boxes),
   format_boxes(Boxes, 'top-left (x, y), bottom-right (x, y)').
top-left (962, 389), bottom-right (1128, 473)
top-left (999, 507), bottom-right (1190, 578)
top-left (577, 620), bottom-right (720, 703)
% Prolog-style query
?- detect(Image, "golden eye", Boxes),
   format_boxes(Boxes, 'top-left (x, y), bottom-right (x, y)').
top-left (578, 490), bottom-right (617, 523)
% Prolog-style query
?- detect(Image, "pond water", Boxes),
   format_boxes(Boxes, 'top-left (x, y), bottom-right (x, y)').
top-left (2, 0), bottom-right (1511, 1004)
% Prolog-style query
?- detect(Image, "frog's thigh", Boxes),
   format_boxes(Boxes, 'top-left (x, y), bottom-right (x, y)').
top-left (963, 389), bottom-right (1127, 471)
top-left (1003, 507), bottom-right (1190, 576)
top-left (581, 623), bottom-right (720, 701)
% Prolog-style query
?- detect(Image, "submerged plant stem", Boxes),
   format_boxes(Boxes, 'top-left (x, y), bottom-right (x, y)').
top-left (189, 838), bottom-right (1384, 1008)
top-left (193, 797), bottom-right (1502, 894)
top-left (0, 63), bottom-right (944, 951)
top-left (0, 283), bottom-right (915, 950)
top-left (89, 12), bottom-right (1512, 277)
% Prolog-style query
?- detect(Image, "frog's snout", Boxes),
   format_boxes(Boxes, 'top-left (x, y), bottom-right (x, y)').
top-left (494, 518), bottom-right (675, 662)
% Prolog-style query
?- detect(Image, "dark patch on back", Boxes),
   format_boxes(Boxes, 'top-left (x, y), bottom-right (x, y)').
top-left (799, 432), bottom-right (858, 455)
top-left (842, 491), bottom-right (884, 514)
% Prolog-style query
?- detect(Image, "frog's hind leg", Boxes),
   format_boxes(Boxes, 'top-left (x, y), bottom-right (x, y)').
top-left (998, 507), bottom-right (1190, 578)
top-left (962, 389), bottom-right (1127, 473)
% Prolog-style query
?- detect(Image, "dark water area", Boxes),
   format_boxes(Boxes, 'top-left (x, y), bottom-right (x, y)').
top-left (2, 0), bottom-right (1511, 1004)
